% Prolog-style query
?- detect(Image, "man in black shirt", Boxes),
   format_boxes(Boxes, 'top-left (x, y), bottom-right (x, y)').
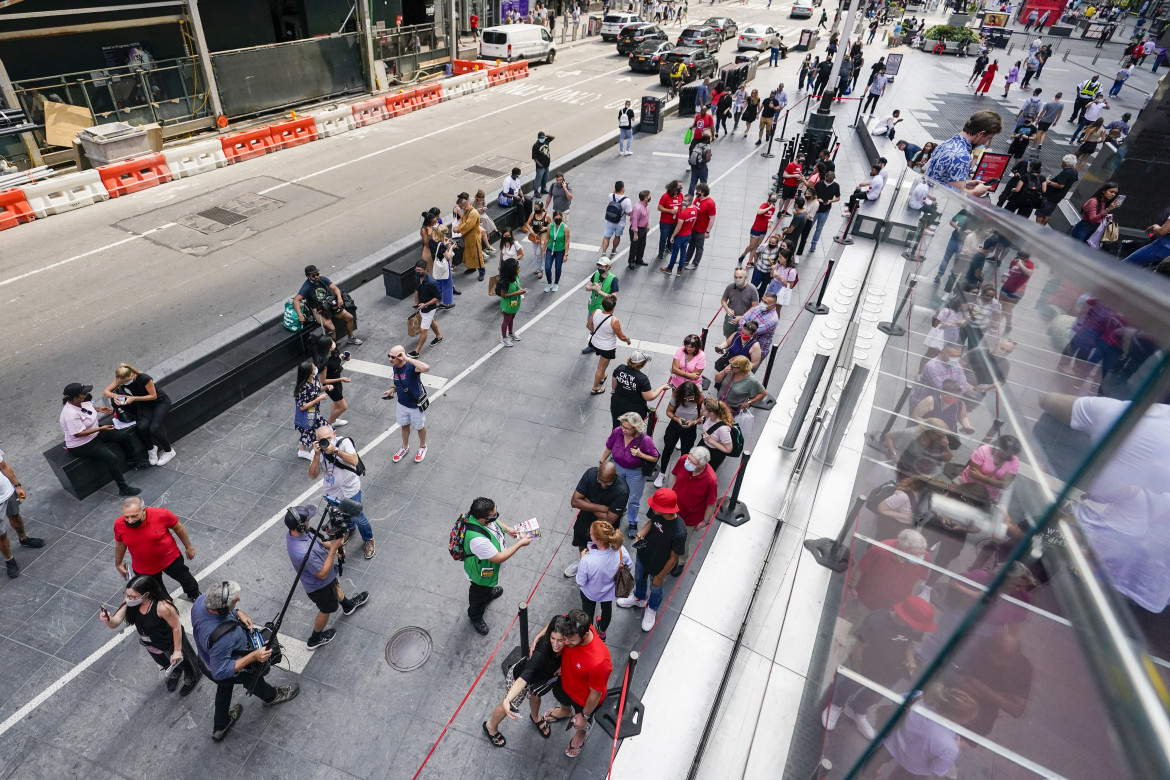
top-left (813, 59), bottom-right (833, 96)
top-left (531, 131), bottom-right (554, 196)
top-left (564, 463), bottom-right (629, 578)
top-left (808, 171), bottom-right (841, 254)
top-left (410, 260), bottom-right (442, 358)
top-left (616, 488), bottom-right (686, 632)
top-left (1034, 154), bottom-right (1078, 226)
top-left (757, 95), bottom-right (779, 145)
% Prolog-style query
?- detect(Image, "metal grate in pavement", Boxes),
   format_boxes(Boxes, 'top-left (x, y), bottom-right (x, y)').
top-left (175, 193), bottom-right (285, 234)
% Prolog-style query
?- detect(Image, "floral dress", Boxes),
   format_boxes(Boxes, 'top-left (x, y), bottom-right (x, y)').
top-left (294, 377), bottom-right (324, 449)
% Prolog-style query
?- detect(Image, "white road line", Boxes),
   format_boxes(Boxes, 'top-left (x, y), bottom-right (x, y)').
top-left (653, 152), bottom-right (689, 158)
top-left (343, 357), bottom-right (448, 390)
top-left (629, 338), bottom-right (681, 356)
top-left (0, 223), bottom-right (176, 290)
top-left (0, 142), bottom-right (767, 741)
top-left (572, 243), bottom-right (602, 253)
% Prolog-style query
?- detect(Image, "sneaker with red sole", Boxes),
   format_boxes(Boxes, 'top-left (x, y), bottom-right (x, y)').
top-left (414, 446), bottom-right (427, 463)
top-left (392, 447), bottom-right (408, 463)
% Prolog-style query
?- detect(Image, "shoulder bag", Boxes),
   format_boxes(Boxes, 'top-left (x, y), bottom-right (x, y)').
top-left (613, 548), bottom-right (635, 599)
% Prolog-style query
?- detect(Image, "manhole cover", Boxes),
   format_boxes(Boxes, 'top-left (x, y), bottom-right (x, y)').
top-left (199, 205), bottom-right (248, 226)
top-left (175, 194), bottom-right (284, 234)
top-left (386, 626), bottom-right (432, 671)
top-left (466, 164), bottom-right (507, 178)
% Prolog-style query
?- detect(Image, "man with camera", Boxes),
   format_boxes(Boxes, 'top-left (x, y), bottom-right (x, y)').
top-left (308, 424), bottom-right (375, 560)
top-left (284, 505), bottom-right (370, 649)
top-left (191, 580), bottom-right (299, 742)
top-left (292, 265), bottom-right (363, 346)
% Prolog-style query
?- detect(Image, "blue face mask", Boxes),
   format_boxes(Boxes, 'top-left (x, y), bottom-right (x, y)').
top-left (684, 460), bottom-right (697, 473)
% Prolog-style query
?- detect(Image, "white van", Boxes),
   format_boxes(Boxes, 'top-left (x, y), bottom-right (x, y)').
top-left (600, 12), bottom-right (642, 41)
top-left (479, 24), bottom-right (557, 64)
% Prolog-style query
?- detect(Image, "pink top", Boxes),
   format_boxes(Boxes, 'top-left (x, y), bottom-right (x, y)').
top-left (1080, 195), bottom-right (1111, 225)
top-left (631, 199), bottom-right (650, 231)
top-left (670, 346), bottom-right (707, 388)
top-left (960, 443), bottom-right (1020, 500)
top-left (59, 401), bottom-right (100, 448)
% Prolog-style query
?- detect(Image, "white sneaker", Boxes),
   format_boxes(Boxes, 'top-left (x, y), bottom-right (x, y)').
top-left (502, 337), bottom-right (514, 347)
top-left (156, 448), bottom-right (177, 466)
top-left (544, 284), bottom-right (553, 293)
top-left (414, 446), bottom-right (427, 463)
top-left (844, 707), bottom-right (877, 740)
top-left (641, 607), bottom-right (657, 631)
top-left (822, 703), bottom-right (843, 731)
top-left (653, 473), bottom-right (665, 488)
top-left (297, 449), bottom-right (314, 460)
top-left (333, 419), bottom-right (348, 427)
top-left (564, 560), bottom-right (579, 578)
top-left (147, 447), bottom-right (159, 466)
top-left (616, 595), bottom-right (647, 609)
top-left (510, 333), bottom-right (521, 341)
top-left (551, 284), bottom-right (559, 292)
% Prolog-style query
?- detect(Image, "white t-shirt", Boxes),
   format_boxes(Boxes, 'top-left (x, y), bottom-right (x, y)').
top-left (590, 309), bottom-right (618, 350)
top-left (865, 171), bottom-right (886, 201)
top-left (1070, 397), bottom-right (1170, 501)
top-left (0, 448), bottom-right (13, 504)
top-left (908, 179), bottom-right (931, 210)
top-left (501, 175), bottom-right (523, 203)
top-left (321, 437), bottom-right (361, 500)
top-left (607, 193), bottom-right (633, 230)
top-left (1084, 100), bottom-right (1108, 122)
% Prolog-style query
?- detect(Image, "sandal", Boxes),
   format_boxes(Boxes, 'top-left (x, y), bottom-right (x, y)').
top-left (532, 713), bottom-right (551, 738)
top-left (590, 386), bottom-right (606, 395)
top-left (543, 707), bottom-right (570, 726)
top-left (482, 720), bottom-right (506, 748)
top-left (565, 732), bottom-right (586, 759)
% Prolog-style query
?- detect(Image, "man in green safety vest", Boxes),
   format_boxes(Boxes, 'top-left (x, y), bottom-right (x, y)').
top-left (462, 497), bottom-right (531, 635)
top-left (1069, 75), bottom-right (1102, 124)
top-left (581, 256), bottom-right (620, 355)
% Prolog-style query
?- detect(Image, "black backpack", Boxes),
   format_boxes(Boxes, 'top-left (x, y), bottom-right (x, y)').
top-left (864, 480), bottom-right (899, 512)
top-left (604, 195), bottom-right (629, 224)
top-left (711, 421), bottom-right (745, 458)
top-left (1022, 175), bottom-right (1045, 209)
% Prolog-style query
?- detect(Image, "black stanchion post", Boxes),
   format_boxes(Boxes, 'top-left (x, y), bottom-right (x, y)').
top-left (761, 126), bottom-right (776, 159)
top-left (882, 386), bottom-right (913, 435)
top-left (805, 257), bottom-right (835, 315)
top-left (803, 495), bottom-right (864, 571)
top-left (716, 451), bottom-right (752, 527)
top-left (700, 326), bottom-right (709, 350)
top-left (833, 203), bottom-right (855, 245)
top-left (877, 276), bottom-right (918, 336)
top-left (848, 93), bottom-right (864, 128)
top-left (596, 650), bottom-right (645, 738)
top-left (762, 344), bottom-right (780, 387)
top-left (518, 601), bottom-right (530, 658)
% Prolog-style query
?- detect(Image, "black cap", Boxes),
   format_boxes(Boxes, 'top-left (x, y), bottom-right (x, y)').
top-left (304, 265), bottom-right (319, 277)
top-left (284, 505), bottom-right (315, 532)
top-left (63, 382), bottom-right (92, 397)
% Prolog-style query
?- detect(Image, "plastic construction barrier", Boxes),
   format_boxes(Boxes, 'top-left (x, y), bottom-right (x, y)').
top-left (163, 138), bottom-right (228, 179)
top-left (96, 153), bottom-right (172, 198)
top-left (384, 91), bottom-right (415, 118)
top-left (269, 116), bottom-right (319, 149)
top-left (509, 61), bottom-right (529, 80)
top-left (20, 170), bottom-right (109, 217)
top-left (451, 59), bottom-right (486, 74)
top-left (465, 70), bottom-right (490, 94)
top-left (352, 97), bottom-right (390, 126)
top-left (441, 72), bottom-right (472, 101)
top-left (220, 127), bottom-right (277, 163)
top-left (413, 83), bottom-right (443, 108)
top-left (0, 188), bottom-right (35, 230)
top-left (313, 104), bottom-right (356, 137)
top-left (487, 65), bottom-right (509, 87)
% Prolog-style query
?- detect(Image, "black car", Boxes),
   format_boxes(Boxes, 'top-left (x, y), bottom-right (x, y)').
top-left (617, 23), bottom-right (669, 55)
top-left (629, 40), bottom-right (675, 72)
top-left (658, 47), bottom-right (719, 86)
top-left (702, 17), bottom-right (739, 41)
top-left (676, 25), bottom-right (721, 54)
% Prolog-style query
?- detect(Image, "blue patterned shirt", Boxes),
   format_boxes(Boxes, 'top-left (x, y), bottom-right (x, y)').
top-left (925, 133), bottom-right (972, 186)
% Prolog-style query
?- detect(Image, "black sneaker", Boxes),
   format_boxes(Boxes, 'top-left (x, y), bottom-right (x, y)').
top-left (118, 485), bottom-right (141, 497)
top-left (489, 586), bottom-right (504, 600)
top-left (470, 617), bottom-right (490, 635)
top-left (670, 562), bottom-right (685, 577)
top-left (264, 684), bottom-right (300, 707)
top-left (408, 350), bottom-right (421, 358)
top-left (306, 628), bottom-right (336, 650)
top-left (430, 336), bottom-right (443, 346)
top-left (179, 674), bottom-right (200, 697)
top-left (166, 672), bottom-right (181, 692)
top-left (18, 537), bottom-right (44, 549)
top-left (211, 704), bottom-right (243, 741)
top-left (342, 591), bottom-right (369, 616)
top-left (5, 559), bottom-right (18, 578)
top-left (453, 288), bottom-right (462, 295)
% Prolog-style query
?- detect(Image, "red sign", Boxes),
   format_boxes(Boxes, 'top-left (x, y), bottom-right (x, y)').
top-left (974, 152), bottom-right (1012, 184)
top-left (396, 14), bottom-right (403, 26)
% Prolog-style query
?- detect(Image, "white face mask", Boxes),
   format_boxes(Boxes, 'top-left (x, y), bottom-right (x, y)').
top-left (734, 278), bottom-right (747, 288)
top-left (125, 596), bottom-right (144, 607)
top-left (947, 355), bottom-right (961, 365)
top-left (684, 460), bottom-right (697, 473)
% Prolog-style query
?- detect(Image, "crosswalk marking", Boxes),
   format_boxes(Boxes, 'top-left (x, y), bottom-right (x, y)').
top-left (344, 358), bottom-right (448, 390)
top-left (175, 600), bottom-right (315, 675)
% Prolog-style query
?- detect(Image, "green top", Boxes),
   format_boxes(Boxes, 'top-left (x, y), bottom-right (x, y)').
top-left (548, 222), bottom-right (566, 252)
top-left (588, 271), bottom-right (616, 313)
top-left (463, 521), bottom-right (503, 586)
top-left (500, 280), bottom-right (522, 314)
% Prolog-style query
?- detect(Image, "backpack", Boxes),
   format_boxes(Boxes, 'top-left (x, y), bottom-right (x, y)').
top-left (1022, 175), bottom-right (1044, 209)
top-left (864, 480), bottom-right (900, 512)
top-left (689, 142), bottom-right (707, 167)
top-left (604, 195), bottom-right (628, 224)
top-left (711, 421), bottom-right (745, 458)
top-left (448, 514), bottom-right (486, 562)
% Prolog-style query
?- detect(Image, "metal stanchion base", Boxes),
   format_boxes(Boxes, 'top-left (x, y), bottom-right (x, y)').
top-left (716, 499), bottom-right (751, 527)
top-left (805, 302), bottom-right (830, 315)
top-left (803, 537), bottom-right (851, 572)
top-left (877, 321), bottom-right (906, 336)
top-left (760, 153), bottom-right (776, 158)
top-left (833, 235), bottom-right (854, 245)
top-left (595, 686), bottom-right (645, 739)
top-left (752, 392), bottom-right (777, 411)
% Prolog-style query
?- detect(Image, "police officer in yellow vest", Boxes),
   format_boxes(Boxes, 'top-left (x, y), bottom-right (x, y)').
top-left (463, 497), bottom-right (531, 635)
top-left (1070, 75), bottom-right (1102, 124)
top-left (581, 257), bottom-right (620, 355)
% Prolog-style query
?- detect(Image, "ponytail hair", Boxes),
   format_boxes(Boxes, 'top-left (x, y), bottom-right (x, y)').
top-left (114, 363), bottom-right (142, 383)
top-left (589, 520), bottom-right (624, 551)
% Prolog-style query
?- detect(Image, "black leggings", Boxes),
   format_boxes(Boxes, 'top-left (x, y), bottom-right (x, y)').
top-left (658, 418), bottom-right (697, 474)
top-left (67, 428), bottom-right (145, 487)
top-left (580, 593), bottom-right (613, 632)
top-left (863, 92), bottom-right (881, 113)
top-left (144, 626), bottom-right (200, 684)
top-left (136, 398), bottom-right (173, 452)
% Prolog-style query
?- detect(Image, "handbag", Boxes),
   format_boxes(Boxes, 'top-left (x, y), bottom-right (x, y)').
top-left (923, 325), bottom-right (946, 350)
top-left (403, 382), bottom-right (430, 412)
top-left (487, 274), bottom-right (500, 297)
top-left (1102, 217), bottom-right (1119, 244)
top-left (639, 434), bottom-right (658, 479)
top-left (684, 127), bottom-right (694, 145)
top-left (294, 405), bottom-right (315, 429)
top-left (407, 311), bottom-right (422, 337)
top-left (613, 549), bottom-right (635, 599)
top-left (1087, 218), bottom-right (1108, 249)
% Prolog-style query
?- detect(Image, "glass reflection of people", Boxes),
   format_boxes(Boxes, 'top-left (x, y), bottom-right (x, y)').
top-left (948, 630), bottom-right (1033, 737)
top-left (859, 683), bottom-right (979, 779)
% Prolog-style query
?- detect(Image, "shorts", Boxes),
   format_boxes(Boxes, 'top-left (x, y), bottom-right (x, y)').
top-left (749, 228), bottom-right (767, 237)
top-left (1037, 120), bottom-right (1053, 132)
top-left (307, 580), bottom-right (340, 614)
top-left (1034, 199), bottom-right (1059, 219)
top-left (420, 309), bottom-right (436, 330)
top-left (572, 511), bottom-right (597, 549)
top-left (4, 492), bottom-right (19, 517)
top-left (396, 402), bottom-right (427, 430)
top-left (603, 221), bottom-right (624, 238)
top-left (551, 679), bottom-right (597, 716)
top-left (761, 116), bottom-right (774, 127)
top-left (999, 287), bottom-right (1022, 301)
top-left (593, 346), bottom-right (617, 360)
top-left (781, 183), bottom-right (798, 199)
top-left (324, 382), bottom-right (344, 402)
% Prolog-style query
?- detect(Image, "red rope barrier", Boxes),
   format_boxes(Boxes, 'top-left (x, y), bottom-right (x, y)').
top-left (604, 663), bottom-right (632, 779)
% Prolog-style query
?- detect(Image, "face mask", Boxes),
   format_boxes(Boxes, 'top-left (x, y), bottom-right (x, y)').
top-left (125, 596), bottom-right (144, 607)
top-left (684, 460), bottom-right (697, 473)
top-left (554, 218), bottom-right (562, 224)
top-left (947, 355), bottom-right (961, 365)
top-left (734, 278), bottom-right (747, 287)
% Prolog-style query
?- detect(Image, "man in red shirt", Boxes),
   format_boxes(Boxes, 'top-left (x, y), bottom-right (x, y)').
top-left (469, 12), bottom-right (479, 40)
top-left (663, 194), bottom-right (698, 275)
top-left (669, 446), bottom-right (718, 568)
top-left (684, 183), bottom-right (717, 269)
top-left (113, 497), bottom-right (200, 600)
top-left (779, 153), bottom-right (806, 215)
top-left (738, 192), bottom-right (779, 265)
top-left (655, 180), bottom-right (684, 262)
top-left (693, 106), bottom-right (715, 138)
top-left (543, 609), bottom-right (612, 758)
top-left (852, 529), bottom-right (930, 612)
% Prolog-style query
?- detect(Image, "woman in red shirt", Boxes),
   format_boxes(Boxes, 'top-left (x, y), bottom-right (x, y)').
top-left (737, 192), bottom-right (779, 265)
top-left (997, 250), bottom-right (1033, 331)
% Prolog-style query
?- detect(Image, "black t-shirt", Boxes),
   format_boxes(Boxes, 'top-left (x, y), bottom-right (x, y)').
top-left (416, 274), bottom-right (440, 312)
top-left (1045, 167), bottom-right (1078, 204)
top-left (815, 180), bottom-right (841, 213)
top-left (123, 372), bottom-right (169, 405)
top-left (852, 609), bottom-right (922, 682)
top-left (611, 364), bottom-right (651, 413)
top-left (761, 98), bottom-right (779, 119)
top-left (637, 510), bottom-right (686, 574)
top-left (316, 352), bottom-right (343, 382)
top-left (816, 61), bottom-right (833, 82)
top-left (573, 467), bottom-right (630, 529)
top-left (787, 211), bottom-right (809, 237)
top-left (532, 139), bottom-right (551, 168)
top-left (298, 277), bottom-right (335, 313)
